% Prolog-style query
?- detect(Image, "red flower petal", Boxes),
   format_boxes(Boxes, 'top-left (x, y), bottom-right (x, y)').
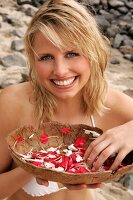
top-left (79, 166), bottom-right (90, 173)
top-left (60, 127), bottom-right (70, 134)
top-left (74, 137), bottom-right (86, 147)
top-left (16, 136), bottom-right (23, 142)
top-left (31, 161), bottom-right (43, 167)
top-left (32, 153), bottom-right (38, 159)
top-left (70, 153), bottom-right (77, 163)
top-left (47, 151), bottom-right (57, 155)
top-left (32, 152), bottom-right (48, 159)
top-left (78, 147), bottom-right (87, 152)
top-left (68, 157), bottom-right (73, 168)
top-left (103, 165), bottom-right (110, 171)
top-left (40, 133), bottom-right (49, 144)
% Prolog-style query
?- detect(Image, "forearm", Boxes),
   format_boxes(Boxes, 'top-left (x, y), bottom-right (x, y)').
top-left (0, 167), bottom-right (33, 199)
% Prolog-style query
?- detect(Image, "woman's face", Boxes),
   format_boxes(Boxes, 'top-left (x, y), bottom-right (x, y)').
top-left (33, 32), bottom-right (91, 100)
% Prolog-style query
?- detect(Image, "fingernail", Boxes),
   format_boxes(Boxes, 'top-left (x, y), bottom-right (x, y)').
top-left (91, 166), bottom-right (97, 172)
top-left (81, 184), bottom-right (87, 189)
top-left (86, 158), bottom-right (91, 166)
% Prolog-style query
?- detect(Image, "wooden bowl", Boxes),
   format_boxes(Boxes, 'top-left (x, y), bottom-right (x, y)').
top-left (6, 121), bottom-right (133, 184)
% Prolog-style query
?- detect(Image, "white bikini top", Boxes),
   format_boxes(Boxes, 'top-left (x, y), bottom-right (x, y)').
top-left (22, 179), bottom-right (63, 196)
top-left (22, 116), bottom-right (96, 196)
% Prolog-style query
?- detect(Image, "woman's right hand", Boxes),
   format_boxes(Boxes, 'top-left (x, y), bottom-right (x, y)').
top-left (36, 178), bottom-right (49, 186)
top-left (63, 183), bottom-right (102, 190)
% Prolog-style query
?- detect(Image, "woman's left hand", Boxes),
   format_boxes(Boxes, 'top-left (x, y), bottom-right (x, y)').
top-left (84, 121), bottom-right (133, 171)
top-left (36, 178), bottom-right (102, 190)
top-left (63, 183), bottom-right (102, 190)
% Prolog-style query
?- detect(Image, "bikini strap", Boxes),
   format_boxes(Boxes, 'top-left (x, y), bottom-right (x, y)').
top-left (90, 115), bottom-right (96, 127)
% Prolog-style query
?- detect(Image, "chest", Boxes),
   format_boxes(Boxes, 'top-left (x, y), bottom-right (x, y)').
top-left (17, 98), bottom-right (124, 133)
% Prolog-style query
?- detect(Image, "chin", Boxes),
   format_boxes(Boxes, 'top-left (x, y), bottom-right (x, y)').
top-left (55, 91), bottom-right (80, 100)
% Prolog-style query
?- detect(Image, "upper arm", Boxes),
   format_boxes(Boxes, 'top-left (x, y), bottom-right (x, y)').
top-left (0, 86), bottom-right (21, 173)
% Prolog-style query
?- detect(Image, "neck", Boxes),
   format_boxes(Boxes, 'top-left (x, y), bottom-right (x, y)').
top-left (53, 97), bottom-right (88, 124)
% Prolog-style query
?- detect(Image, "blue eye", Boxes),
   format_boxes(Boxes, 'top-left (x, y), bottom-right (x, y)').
top-left (39, 54), bottom-right (54, 61)
top-left (66, 52), bottom-right (79, 58)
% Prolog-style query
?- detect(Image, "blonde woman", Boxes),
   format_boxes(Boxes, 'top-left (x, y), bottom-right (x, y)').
top-left (0, 0), bottom-right (133, 199)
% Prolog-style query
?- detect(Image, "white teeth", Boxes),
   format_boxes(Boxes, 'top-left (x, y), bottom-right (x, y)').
top-left (53, 77), bottom-right (75, 86)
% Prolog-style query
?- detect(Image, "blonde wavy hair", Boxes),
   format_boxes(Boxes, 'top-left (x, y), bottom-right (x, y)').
top-left (24, 0), bottom-right (109, 123)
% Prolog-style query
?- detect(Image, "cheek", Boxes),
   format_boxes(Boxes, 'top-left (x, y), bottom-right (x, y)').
top-left (76, 60), bottom-right (90, 75)
top-left (35, 64), bottom-right (51, 80)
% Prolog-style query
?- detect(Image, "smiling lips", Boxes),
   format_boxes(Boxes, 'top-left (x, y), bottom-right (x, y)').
top-left (52, 77), bottom-right (76, 86)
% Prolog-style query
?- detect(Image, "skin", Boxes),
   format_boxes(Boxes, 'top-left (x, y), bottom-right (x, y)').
top-left (0, 33), bottom-right (133, 200)
top-left (33, 32), bottom-right (91, 101)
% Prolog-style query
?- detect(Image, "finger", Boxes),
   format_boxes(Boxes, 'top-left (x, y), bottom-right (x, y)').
top-left (86, 140), bottom-right (111, 167)
top-left (87, 183), bottom-right (103, 189)
top-left (64, 183), bottom-right (102, 190)
top-left (92, 144), bottom-right (116, 170)
top-left (36, 178), bottom-right (49, 186)
top-left (84, 134), bottom-right (107, 159)
top-left (64, 184), bottom-right (88, 190)
top-left (110, 149), bottom-right (130, 171)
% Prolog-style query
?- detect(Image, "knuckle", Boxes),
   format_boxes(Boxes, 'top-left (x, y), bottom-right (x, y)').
top-left (124, 144), bottom-right (132, 151)
top-left (93, 147), bottom-right (101, 155)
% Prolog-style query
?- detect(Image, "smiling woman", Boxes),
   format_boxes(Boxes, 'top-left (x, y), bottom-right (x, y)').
top-left (0, 0), bottom-right (133, 200)
top-left (25, 0), bottom-right (108, 123)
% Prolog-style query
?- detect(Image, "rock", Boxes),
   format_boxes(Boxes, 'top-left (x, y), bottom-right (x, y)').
top-left (119, 45), bottom-right (133, 55)
top-left (122, 37), bottom-right (133, 47)
top-left (124, 89), bottom-right (133, 98)
top-left (95, 15), bottom-right (110, 32)
top-left (118, 174), bottom-right (133, 189)
top-left (21, 71), bottom-right (29, 82)
top-left (88, 0), bottom-right (100, 6)
top-left (108, 0), bottom-right (125, 8)
top-left (25, 6), bottom-right (36, 16)
top-left (123, 54), bottom-right (133, 61)
top-left (128, 26), bottom-right (133, 37)
top-left (0, 65), bottom-right (27, 88)
top-left (117, 6), bottom-right (129, 14)
top-left (107, 25), bottom-right (120, 38)
top-left (99, 10), bottom-right (114, 23)
top-left (100, 0), bottom-right (108, 7)
top-left (126, 2), bottom-right (133, 9)
top-left (17, 0), bottom-right (32, 5)
top-left (110, 58), bottom-right (120, 65)
top-left (109, 9), bottom-right (122, 17)
top-left (11, 29), bottom-right (25, 37)
top-left (0, 52), bottom-right (27, 68)
top-left (11, 39), bottom-right (24, 51)
top-left (4, 16), bottom-right (22, 27)
top-left (113, 34), bottom-right (124, 48)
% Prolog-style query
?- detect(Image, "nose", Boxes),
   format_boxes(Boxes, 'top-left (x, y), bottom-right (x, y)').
top-left (53, 57), bottom-right (69, 77)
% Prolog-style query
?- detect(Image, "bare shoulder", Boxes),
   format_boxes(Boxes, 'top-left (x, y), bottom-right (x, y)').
top-left (0, 82), bottom-right (33, 134)
top-left (105, 88), bottom-right (133, 121)
top-left (0, 82), bottom-right (32, 103)
top-left (106, 88), bottom-right (133, 107)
